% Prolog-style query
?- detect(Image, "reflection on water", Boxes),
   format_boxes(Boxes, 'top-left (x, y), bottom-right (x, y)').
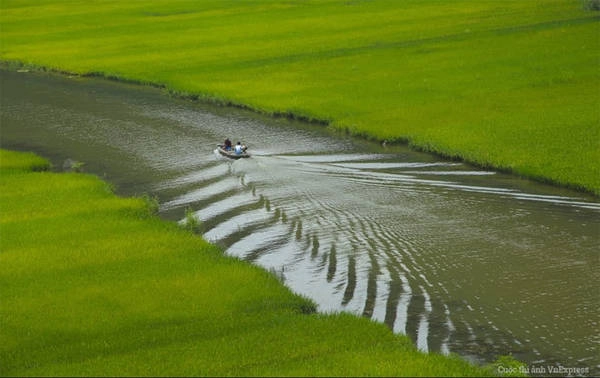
top-left (1, 70), bottom-right (599, 374)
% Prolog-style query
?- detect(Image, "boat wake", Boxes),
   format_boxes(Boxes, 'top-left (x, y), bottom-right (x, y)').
top-left (157, 152), bottom-right (600, 369)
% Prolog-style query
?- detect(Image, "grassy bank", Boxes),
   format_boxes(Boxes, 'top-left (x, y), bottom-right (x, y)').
top-left (1, 0), bottom-right (598, 194)
top-left (0, 149), bottom-right (501, 376)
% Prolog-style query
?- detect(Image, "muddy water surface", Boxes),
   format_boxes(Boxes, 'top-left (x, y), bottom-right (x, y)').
top-left (1, 70), bottom-right (598, 374)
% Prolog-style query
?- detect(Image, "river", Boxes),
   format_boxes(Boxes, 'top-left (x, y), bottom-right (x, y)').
top-left (1, 70), bottom-right (598, 375)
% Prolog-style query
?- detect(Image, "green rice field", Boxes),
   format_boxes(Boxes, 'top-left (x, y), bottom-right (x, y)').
top-left (0, 149), bottom-right (504, 376)
top-left (1, 0), bottom-right (598, 194)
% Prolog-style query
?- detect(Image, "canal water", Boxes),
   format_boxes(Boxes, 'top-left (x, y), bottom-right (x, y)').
top-left (1, 70), bottom-right (598, 374)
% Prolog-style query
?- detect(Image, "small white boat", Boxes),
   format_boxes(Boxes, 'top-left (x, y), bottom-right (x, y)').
top-left (216, 144), bottom-right (250, 159)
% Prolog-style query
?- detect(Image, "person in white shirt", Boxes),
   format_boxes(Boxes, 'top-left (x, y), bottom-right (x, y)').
top-left (234, 141), bottom-right (244, 155)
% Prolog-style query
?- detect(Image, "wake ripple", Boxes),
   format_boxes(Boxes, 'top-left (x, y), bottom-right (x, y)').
top-left (155, 152), bottom-right (600, 370)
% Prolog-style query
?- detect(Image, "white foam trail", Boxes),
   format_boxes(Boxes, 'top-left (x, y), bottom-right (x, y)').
top-left (155, 163), bottom-right (230, 190)
top-left (417, 314), bottom-right (430, 352)
top-left (160, 176), bottom-right (239, 210)
top-left (404, 170), bottom-right (496, 176)
top-left (341, 254), bottom-right (371, 314)
top-left (371, 267), bottom-right (392, 323)
top-left (227, 223), bottom-right (290, 260)
top-left (278, 154), bottom-right (386, 163)
top-left (203, 209), bottom-right (273, 242)
top-left (194, 192), bottom-right (258, 221)
top-left (393, 274), bottom-right (412, 335)
top-left (332, 162), bottom-right (462, 169)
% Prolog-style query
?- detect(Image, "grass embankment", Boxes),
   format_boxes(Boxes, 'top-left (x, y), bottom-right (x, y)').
top-left (0, 149), bottom-right (497, 376)
top-left (1, 0), bottom-right (599, 194)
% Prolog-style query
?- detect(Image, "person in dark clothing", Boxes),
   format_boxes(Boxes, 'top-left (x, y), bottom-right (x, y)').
top-left (224, 138), bottom-right (232, 151)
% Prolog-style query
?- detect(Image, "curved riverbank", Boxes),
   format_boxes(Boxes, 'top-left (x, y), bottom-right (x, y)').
top-left (1, 0), bottom-right (598, 195)
top-left (1, 149), bottom-right (512, 376)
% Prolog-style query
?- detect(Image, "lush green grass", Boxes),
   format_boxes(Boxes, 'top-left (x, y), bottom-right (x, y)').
top-left (0, 149), bottom-right (499, 376)
top-left (0, 150), bottom-right (50, 172)
top-left (1, 0), bottom-right (598, 194)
